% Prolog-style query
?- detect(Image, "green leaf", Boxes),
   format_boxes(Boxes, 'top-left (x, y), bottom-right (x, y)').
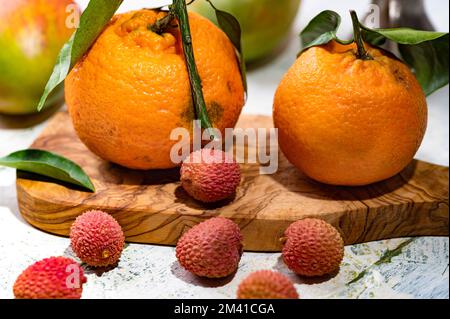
top-left (362, 27), bottom-right (447, 45)
top-left (204, 0), bottom-right (247, 96)
top-left (0, 150), bottom-right (95, 192)
top-left (37, 0), bottom-right (123, 111)
top-left (300, 10), bottom-right (342, 50)
top-left (399, 35), bottom-right (449, 96)
top-left (362, 27), bottom-right (449, 95)
top-left (360, 29), bottom-right (386, 46)
top-left (299, 10), bottom-right (449, 96)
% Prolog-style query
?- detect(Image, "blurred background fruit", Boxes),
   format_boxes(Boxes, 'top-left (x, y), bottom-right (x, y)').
top-left (0, 0), bottom-right (78, 115)
top-left (190, 0), bottom-right (301, 63)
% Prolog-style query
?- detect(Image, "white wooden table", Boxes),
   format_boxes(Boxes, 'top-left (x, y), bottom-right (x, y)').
top-left (0, 0), bottom-right (448, 299)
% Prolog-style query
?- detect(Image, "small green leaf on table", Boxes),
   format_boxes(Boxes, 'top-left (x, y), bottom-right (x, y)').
top-left (0, 149), bottom-right (95, 192)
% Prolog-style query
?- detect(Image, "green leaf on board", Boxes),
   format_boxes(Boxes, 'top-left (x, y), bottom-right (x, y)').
top-left (0, 149), bottom-right (95, 192)
top-left (37, 0), bottom-right (123, 111)
top-left (204, 0), bottom-right (247, 96)
top-left (299, 10), bottom-right (449, 96)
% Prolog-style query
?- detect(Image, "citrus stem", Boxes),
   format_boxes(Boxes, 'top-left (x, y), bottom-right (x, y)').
top-left (350, 10), bottom-right (373, 60)
top-left (172, 0), bottom-right (214, 137)
top-left (149, 11), bottom-right (175, 34)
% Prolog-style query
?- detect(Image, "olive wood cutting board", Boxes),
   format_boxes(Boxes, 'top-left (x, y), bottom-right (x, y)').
top-left (16, 112), bottom-right (449, 251)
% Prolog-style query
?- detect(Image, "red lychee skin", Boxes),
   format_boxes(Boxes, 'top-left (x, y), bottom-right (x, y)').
top-left (237, 270), bottom-right (299, 299)
top-left (180, 149), bottom-right (241, 203)
top-left (70, 210), bottom-right (125, 267)
top-left (176, 217), bottom-right (243, 278)
top-left (282, 218), bottom-right (344, 277)
top-left (13, 256), bottom-right (87, 299)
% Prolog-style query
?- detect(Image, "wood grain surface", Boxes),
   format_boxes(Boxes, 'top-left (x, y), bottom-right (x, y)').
top-left (16, 112), bottom-right (449, 251)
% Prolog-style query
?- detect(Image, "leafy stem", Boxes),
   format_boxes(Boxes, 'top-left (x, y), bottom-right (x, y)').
top-left (300, 10), bottom-right (448, 95)
top-left (172, 0), bottom-right (214, 136)
top-left (350, 10), bottom-right (373, 60)
top-left (150, 0), bottom-right (214, 136)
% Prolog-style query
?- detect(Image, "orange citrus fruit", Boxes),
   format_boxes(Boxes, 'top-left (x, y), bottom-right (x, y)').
top-left (273, 41), bottom-right (427, 186)
top-left (65, 9), bottom-right (244, 170)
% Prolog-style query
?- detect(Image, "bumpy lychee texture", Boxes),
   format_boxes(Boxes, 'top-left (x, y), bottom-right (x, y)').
top-left (176, 217), bottom-right (243, 278)
top-left (13, 256), bottom-right (87, 299)
top-left (282, 218), bottom-right (344, 277)
top-left (237, 270), bottom-right (299, 299)
top-left (70, 210), bottom-right (125, 267)
top-left (180, 149), bottom-right (241, 203)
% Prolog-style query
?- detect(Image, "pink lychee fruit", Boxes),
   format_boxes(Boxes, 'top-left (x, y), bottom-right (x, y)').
top-left (282, 218), bottom-right (344, 277)
top-left (70, 210), bottom-right (125, 267)
top-left (237, 270), bottom-right (299, 299)
top-left (176, 217), bottom-right (243, 278)
top-left (180, 148), bottom-right (241, 203)
top-left (13, 256), bottom-right (87, 299)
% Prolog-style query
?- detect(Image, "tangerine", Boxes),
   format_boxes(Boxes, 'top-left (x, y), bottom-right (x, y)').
top-left (274, 41), bottom-right (427, 186)
top-left (65, 9), bottom-right (244, 169)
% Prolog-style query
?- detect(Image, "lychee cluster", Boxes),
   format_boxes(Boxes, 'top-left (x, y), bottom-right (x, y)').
top-left (13, 256), bottom-right (87, 299)
top-left (70, 210), bottom-right (125, 267)
top-left (176, 217), bottom-right (243, 278)
top-left (175, 216), bottom-right (344, 298)
top-left (180, 149), bottom-right (241, 203)
top-left (178, 149), bottom-right (344, 280)
top-left (13, 210), bottom-right (126, 299)
top-left (14, 173), bottom-right (345, 300)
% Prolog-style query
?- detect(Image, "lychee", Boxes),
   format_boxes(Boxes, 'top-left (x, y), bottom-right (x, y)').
top-left (13, 256), bottom-right (87, 299)
top-left (180, 148), bottom-right (241, 203)
top-left (176, 217), bottom-right (243, 278)
top-left (70, 210), bottom-right (125, 267)
top-left (282, 218), bottom-right (344, 277)
top-left (237, 270), bottom-right (299, 299)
